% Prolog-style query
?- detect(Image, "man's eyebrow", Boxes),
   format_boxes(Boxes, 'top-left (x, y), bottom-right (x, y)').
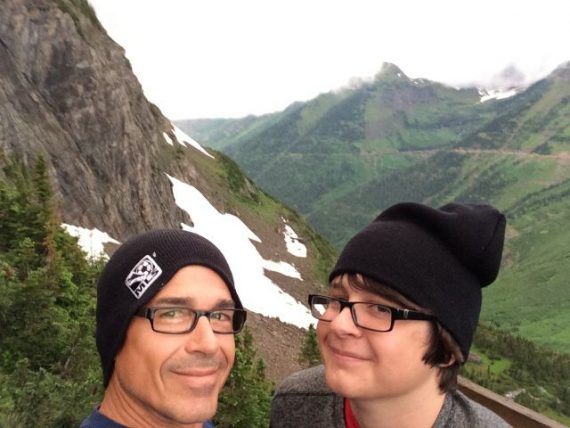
top-left (151, 297), bottom-right (237, 308)
top-left (152, 297), bottom-right (189, 306)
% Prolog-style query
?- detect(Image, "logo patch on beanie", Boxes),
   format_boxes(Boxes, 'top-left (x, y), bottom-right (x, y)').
top-left (125, 255), bottom-right (163, 298)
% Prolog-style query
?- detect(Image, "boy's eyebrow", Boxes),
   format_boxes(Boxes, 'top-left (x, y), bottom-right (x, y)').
top-left (330, 280), bottom-right (342, 290)
top-left (330, 280), bottom-right (348, 292)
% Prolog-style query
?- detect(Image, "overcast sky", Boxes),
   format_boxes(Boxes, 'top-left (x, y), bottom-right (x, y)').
top-left (90, 0), bottom-right (570, 120)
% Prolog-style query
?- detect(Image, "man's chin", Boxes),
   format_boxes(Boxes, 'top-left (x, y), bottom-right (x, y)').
top-left (159, 395), bottom-right (218, 425)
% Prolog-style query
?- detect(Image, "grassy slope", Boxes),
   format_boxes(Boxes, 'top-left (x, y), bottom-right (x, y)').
top-left (200, 74), bottom-right (495, 220)
top-left (176, 68), bottom-right (570, 354)
top-left (482, 177), bottom-right (570, 352)
top-left (180, 147), bottom-right (337, 287)
top-left (311, 150), bottom-right (570, 352)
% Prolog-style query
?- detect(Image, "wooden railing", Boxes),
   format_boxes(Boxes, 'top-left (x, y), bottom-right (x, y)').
top-left (458, 377), bottom-right (567, 428)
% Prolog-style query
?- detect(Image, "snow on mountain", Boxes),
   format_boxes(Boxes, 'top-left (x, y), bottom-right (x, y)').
top-left (172, 125), bottom-right (215, 159)
top-left (64, 174), bottom-right (314, 329)
top-left (167, 174), bottom-right (314, 329)
top-left (479, 88), bottom-right (520, 103)
top-left (163, 131), bottom-right (174, 146)
top-left (261, 260), bottom-right (303, 280)
top-left (62, 125), bottom-right (314, 328)
top-left (282, 220), bottom-right (307, 258)
top-left (62, 224), bottom-right (120, 259)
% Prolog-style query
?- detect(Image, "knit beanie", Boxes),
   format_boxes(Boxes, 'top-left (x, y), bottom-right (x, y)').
top-left (329, 202), bottom-right (506, 360)
top-left (96, 229), bottom-right (242, 386)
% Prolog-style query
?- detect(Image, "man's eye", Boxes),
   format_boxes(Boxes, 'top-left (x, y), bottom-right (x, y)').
top-left (157, 309), bottom-right (186, 319)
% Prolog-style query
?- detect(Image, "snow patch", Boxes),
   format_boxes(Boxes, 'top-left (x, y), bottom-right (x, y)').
top-left (261, 260), bottom-right (302, 280)
top-left (62, 224), bottom-right (120, 259)
top-left (479, 88), bottom-right (519, 103)
top-left (163, 132), bottom-right (174, 145)
top-left (167, 174), bottom-right (313, 329)
top-left (282, 221), bottom-right (307, 258)
top-left (172, 125), bottom-right (215, 159)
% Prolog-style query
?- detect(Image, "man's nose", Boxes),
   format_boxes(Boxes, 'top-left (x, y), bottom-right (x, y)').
top-left (185, 316), bottom-right (220, 354)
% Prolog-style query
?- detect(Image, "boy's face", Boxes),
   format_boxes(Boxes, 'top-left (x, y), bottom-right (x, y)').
top-left (109, 265), bottom-right (236, 426)
top-left (316, 275), bottom-right (440, 401)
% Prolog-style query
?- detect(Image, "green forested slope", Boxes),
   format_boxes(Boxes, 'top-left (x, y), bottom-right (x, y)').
top-left (182, 64), bottom-right (498, 217)
top-left (460, 64), bottom-right (570, 153)
top-left (177, 62), bottom-right (570, 354)
top-left (0, 151), bottom-right (333, 427)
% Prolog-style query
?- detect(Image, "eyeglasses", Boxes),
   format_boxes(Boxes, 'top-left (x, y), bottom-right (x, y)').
top-left (135, 307), bottom-right (247, 334)
top-left (308, 294), bottom-right (436, 332)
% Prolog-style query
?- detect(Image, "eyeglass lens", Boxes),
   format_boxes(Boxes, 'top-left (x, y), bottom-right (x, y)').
top-left (152, 308), bottom-right (244, 334)
top-left (311, 296), bottom-right (393, 331)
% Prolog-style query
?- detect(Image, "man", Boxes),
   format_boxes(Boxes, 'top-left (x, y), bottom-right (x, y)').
top-left (81, 229), bottom-right (247, 428)
top-left (271, 202), bottom-right (511, 427)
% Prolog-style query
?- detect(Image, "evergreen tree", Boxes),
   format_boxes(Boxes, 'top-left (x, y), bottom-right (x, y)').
top-left (0, 155), bottom-right (103, 427)
top-left (462, 323), bottom-right (570, 423)
top-left (215, 327), bottom-right (274, 427)
top-left (299, 323), bottom-right (321, 367)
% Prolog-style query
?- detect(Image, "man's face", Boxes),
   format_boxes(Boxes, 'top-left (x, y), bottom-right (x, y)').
top-left (317, 276), bottom-right (439, 401)
top-left (111, 265), bottom-right (236, 426)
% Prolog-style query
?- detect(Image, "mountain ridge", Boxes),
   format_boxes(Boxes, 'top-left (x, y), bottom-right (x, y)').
top-left (177, 61), bottom-right (570, 355)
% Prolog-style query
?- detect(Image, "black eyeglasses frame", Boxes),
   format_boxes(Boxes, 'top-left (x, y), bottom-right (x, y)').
top-left (308, 294), bottom-right (436, 333)
top-left (135, 306), bottom-right (247, 335)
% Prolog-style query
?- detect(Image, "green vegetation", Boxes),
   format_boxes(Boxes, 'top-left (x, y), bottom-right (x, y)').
top-left (216, 328), bottom-right (274, 428)
top-left (0, 154), bottom-right (104, 426)
top-left (0, 154), bottom-right (278, 427)
top-left (186, 145), bottom-right (337, 288)
top-left (298, 324), bottom-right (321, 368)
top-left (464, 324), bottom-right (570, 425)
top-left (178, 65), bottom-right (570, 356)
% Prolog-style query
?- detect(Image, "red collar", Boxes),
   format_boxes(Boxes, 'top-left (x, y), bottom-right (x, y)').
top-left (344, 398), bottom-right (360, 428)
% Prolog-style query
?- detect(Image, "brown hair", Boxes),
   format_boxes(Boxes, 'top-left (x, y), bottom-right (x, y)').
top-left (330, 273), bottom-right (464, 393)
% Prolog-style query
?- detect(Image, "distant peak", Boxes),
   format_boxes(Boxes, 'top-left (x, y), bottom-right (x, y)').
top-left (488, 64), bottom-right (526, 88)
top-left (548, 61), bottom-right (570, 82)
top-left (375, 62), bottom-right (409, 81)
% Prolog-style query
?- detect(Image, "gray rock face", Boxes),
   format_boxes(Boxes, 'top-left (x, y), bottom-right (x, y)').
top-left (0, 0), bottom-right (194, 239)
top-left (0, 0), bottom-right (329, 385)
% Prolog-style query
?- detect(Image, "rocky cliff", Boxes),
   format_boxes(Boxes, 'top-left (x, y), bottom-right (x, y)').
top-left (0, 0), bottom-right (336, 381)
top-left (0, 0), bottom-right (193, 238)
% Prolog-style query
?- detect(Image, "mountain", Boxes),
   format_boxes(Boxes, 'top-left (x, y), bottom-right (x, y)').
top-left (177, 63), bottom-right (570, 354)
top-left (177, 62), bottom-right (501, 242)
top-left (0, 0), bottom-right (336, 382)
top-left (459, 61), bottom-right (570, 153)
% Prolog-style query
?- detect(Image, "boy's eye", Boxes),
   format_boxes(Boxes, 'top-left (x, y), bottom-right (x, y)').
top-left (210, 311), bottom-right (232, 322)
top-left (369, 304), bottom-right (390, 314)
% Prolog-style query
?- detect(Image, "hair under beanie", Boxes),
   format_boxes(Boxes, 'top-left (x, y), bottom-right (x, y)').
top-left (96, 229), bottom-right (242, 386)
top-left (329, 202), bottom-right (506, 360)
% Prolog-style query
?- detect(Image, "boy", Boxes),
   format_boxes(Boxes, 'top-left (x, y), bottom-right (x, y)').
top-left (271, 203), bottom-right (510, 428)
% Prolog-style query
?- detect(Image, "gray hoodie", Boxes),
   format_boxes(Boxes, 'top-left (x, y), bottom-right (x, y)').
top-left (270, 365), bottom-right (511, 428)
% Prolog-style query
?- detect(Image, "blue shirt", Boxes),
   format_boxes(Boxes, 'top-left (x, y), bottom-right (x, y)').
top-left (81, 408), bottom-right (215, 427)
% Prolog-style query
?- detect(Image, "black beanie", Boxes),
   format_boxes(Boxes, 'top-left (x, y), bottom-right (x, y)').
top-left (96, 229), bottom-right (242, 386)
top-left (329, 202), bottom-right (506, 360)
